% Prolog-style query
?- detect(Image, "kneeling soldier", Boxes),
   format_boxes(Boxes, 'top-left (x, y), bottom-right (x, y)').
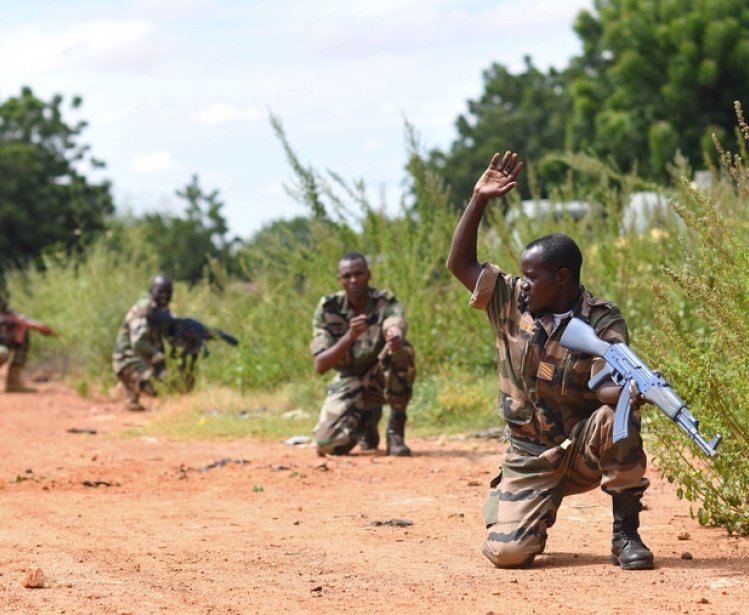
top-left (311, 253), bottom-right (416, 456)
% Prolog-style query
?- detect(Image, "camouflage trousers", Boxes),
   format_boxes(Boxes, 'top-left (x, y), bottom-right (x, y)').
top-left (482, 403), bottom-right (649, 568)
top-left (0, 332), bottom-right (30, 368)
top-left (115, 362), bottom-right (162, 406)
top-left (314, 344), bottom-right (416, 455)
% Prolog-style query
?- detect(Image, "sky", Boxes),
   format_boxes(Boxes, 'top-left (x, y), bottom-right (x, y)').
top-left (1, 0), bottom-right (594, 240)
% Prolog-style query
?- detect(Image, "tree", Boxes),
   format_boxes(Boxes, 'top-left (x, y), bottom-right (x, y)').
top-left (0, 87), bottom-right (114, 275)
top-left (433, 0), bottom-right (749, 197)
top-left (569, 0), bottom-right (749, 180)
top-left (428, 56), bottom-right (573, 204)
top-left (137, 175), bottom-right (238, 284)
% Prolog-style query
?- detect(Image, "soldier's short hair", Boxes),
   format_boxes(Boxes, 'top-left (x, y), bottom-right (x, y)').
top-left (339, 252), bottom-right (368, 270)
top-left (524, 234), bottom-right (582, 282)
top-left (151, 273), bottom-right (173, 289)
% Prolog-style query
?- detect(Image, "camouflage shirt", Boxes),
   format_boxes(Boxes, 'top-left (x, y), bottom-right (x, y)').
top-left (310, 287), bottom-right (408, 378)
top-left (470, 262), bottom-right (628, 450)
top-left (112, 295), bottom-right (172, 374)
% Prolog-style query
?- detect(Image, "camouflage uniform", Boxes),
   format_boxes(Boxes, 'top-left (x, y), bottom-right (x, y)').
top-left (311, 287), bottom-right (416, 455)
top-left (112, 296), bottom-right (171, 408)
top-left (471, 263), bottom-right (648, 568)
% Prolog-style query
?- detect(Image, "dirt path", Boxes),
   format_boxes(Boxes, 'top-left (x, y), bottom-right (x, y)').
top-left (0, 383), bottom-right (746, 614)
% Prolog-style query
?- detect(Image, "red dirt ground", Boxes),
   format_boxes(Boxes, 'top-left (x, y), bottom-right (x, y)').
top-left (1, 382), bottom-right (747, 615)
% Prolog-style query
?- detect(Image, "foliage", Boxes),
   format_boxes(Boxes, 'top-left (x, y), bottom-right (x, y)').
top-left (569, 0), bottom-right (749, 181)
top-left (429, 56), bottom-right (572, 202)
top-left (0, 87), bottom-right (113, 277)
top-left (132, 175), bottom-right (239, 284)
top-left (4, 231), bottom-right (159, 387)
top-left (645, 102), bottom-right (749, 535)
top-left (432, 0), bottom-right (749, 203)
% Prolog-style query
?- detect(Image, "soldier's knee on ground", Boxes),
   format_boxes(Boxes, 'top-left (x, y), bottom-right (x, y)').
top-left (482, 531), bottom-right (539, 569)
top-left (0, 346), bottom-right (9, 364)
top-left (315, 438), bottom-right (357, 457)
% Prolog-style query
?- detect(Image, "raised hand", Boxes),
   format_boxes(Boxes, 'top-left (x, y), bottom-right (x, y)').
top-left (473, 151), bottom-right (523, 200)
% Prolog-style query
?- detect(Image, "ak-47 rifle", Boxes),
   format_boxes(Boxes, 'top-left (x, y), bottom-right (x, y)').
top-left (560, 317), bottom-right (721, 458)
top-left (148, 311), bottom-right (238, 376)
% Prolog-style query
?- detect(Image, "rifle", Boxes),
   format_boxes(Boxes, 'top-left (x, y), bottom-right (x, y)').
top-left (560, 317), bottom-right (721, 458)
top-left (0, 312), bottom-right (57, 344)
top-left (148, 312), bottom-right (238, 376)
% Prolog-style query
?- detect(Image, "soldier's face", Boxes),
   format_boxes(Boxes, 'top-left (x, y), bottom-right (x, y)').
top-left (150, 283), bottom-right (173, 308)
top-left (520, 248), bottom-right (560, 313)
top-left (337, 259), bottom-right (370, 301)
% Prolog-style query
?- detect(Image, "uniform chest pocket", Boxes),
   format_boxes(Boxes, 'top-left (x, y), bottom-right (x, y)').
top-left (325, 321), bottom-right (348, 337)
top-left (516, 330), bottom-right (534, 377)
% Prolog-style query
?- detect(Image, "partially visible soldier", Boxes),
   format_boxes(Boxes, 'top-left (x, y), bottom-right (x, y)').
top-left (112, 274), bottom-right (174, 411)
top-left (0, 296), bottom-right (56, 392)
top-left (311, 253), bottom-right (416, 456)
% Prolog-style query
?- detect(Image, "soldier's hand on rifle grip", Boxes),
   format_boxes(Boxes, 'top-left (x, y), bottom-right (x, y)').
top-left (150, 352), bottom-right (166, 366)
top-left (595, 379), bottom-right (645, 409)
top-left (628, 380), bottom-right (646, 410)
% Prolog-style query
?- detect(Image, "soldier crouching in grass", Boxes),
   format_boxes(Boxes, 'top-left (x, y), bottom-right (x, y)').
top-left (311, 252), bottom-right (416, 457)
top-left (446, 151), bottom-right (653, 570)
top-left (111, 274), bottom-right (174, 411)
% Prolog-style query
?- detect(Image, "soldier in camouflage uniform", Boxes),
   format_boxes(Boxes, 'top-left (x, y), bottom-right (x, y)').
top-left (112, 274), bottom-right (174, 411)
top-left (0, 296), bottom-right (56, 392)
top-left (311, 253), bottom-right (416, 456)
top-left (446, 151), bottom-right (654, 570)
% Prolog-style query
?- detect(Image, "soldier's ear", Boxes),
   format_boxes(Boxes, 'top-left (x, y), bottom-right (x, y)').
top-left (557, 267), bottom-right (571, 286)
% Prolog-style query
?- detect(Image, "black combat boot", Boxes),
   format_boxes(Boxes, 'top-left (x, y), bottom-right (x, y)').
top-left (611, 491), bottom-right (654, 570)
top-left (358, 407), bottom-right (382, 451)
top-left (386, 407), bottom-right (411, 456)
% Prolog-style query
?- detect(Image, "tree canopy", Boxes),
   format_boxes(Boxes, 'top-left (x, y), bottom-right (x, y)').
top-left (433, 0), bottom-right (749, 200)
top-left (0, 87), bottom-right (114, 275)
top-left (569, 0), bottom-right (749, 179)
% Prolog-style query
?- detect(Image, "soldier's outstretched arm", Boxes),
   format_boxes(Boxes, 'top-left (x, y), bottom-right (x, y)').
top-left (445, 151), bottom-right (522, 291)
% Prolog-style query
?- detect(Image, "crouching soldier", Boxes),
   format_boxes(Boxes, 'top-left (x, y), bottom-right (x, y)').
top-left (311, 253), bottom-right (416, 456)
top-left (112, 274), bottom-right (173, 411)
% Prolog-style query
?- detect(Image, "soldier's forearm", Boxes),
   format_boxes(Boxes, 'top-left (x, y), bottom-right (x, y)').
top-left (446, 194), bottom-right (489, 291)
top-left (314, 333), bottom-right (355, 374)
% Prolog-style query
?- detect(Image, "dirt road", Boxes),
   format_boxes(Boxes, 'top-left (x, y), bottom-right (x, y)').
top-left (0, 383), bottom-right (746, 614)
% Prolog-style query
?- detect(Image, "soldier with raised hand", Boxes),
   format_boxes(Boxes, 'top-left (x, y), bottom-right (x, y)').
top-left (112, 273), bottom-right (174, 411)
top-left (446, 151), bottom-right (653, 570)
top-left (311, 252), bottom-right (416, 456)
top-left (0, 295), bottom-right (56, 392)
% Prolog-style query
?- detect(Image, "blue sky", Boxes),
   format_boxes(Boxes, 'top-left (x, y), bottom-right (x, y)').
top-left (1, 0), bottom-right (593, 239)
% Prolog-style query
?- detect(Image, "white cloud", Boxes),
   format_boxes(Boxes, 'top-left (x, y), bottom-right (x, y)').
top-left (265, 183), bottom-right (285, 196)
top-left (190, 103), bottom-right (264, 127)
top-left (0, 20), bottom-right (166, 73)
top-left (363, 137), bottom-right (385, 152)
top-left (130, 0), bottom-right (215, 19)
top-left (129, 151), bottom-right (181, 174)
